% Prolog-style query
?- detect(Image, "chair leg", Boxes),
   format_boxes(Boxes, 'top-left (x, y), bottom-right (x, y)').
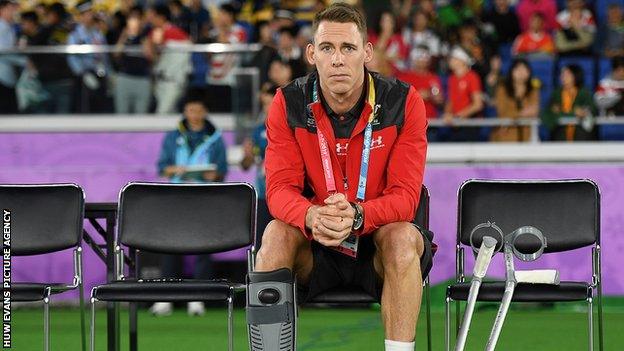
top-left (129, 302), bottom-right (138, 351)
top-left (445, 296), bottom-right (451, 351)
top-left (227, 295), bottom-right (234, 351)
top-left (597, 286), bottom-right (604, 351)
top-left (455, 300), bottom-right (460, 335)
top-left (588, 296), bottom-right (594, 351)
top-left (43, 295), bottom-right (50, 351)
top-left (90, 298), bottom-right (96, 351)
top-left (425, 276), bottom-right (432, 351)
top-left (79, 279), bottom-right (87, 351)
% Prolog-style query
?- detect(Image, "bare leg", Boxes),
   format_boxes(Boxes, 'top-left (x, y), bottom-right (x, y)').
top-left (373, 222), bottom-right (425, 342)
top-left (255, 219), bottom-right (314, 284)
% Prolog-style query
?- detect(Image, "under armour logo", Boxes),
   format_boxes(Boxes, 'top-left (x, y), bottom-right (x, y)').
top-left (336, 142), bottom-right (349, 154)
top-left (371, 136), bottom-right (384, 149)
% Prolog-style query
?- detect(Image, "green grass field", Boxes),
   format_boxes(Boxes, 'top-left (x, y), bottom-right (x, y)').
top-left (8, 293), bottom-right (624, 350)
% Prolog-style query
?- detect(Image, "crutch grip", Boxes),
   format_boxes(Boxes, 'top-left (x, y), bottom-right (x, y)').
top-left (515, 269), bottom-right (560, 284)
top-left (473, 236), bottom-right (497, 279)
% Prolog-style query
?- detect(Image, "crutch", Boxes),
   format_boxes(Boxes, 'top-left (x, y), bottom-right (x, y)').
top-left (454, 235), bottom-right (498, 351)
top-left (484, 226), bottom-right (559, 351)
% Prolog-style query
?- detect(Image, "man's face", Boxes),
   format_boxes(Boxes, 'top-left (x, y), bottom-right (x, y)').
top-left (278, 32), bottom-right (294, 50)
top-left (414, 56), bottom-right (430, 71)
top-left (21, 19), bottom-right (37, 35)
top-left (613, 67), bottom-right (624, 81)
top-left (268, 61), bottom-right (292, 86)
top-left (184, 102), bottom-right (207, 124)
top-left (306, 21), bottom-right (372, 95)
top-left (80, 10), bottom-right (94, 26)
top-left (567, 0), bottom-right (583, 11)
top-left (215, 9), bottom-right (233, 27)
top-left (0, 3), bottom-right (17, 22)
top-left (494, 0), bottom-right (508, 11)
top-left (529, 15), bottom-right (543, 32)
top-left (448, 57), bottom-right (467, 73)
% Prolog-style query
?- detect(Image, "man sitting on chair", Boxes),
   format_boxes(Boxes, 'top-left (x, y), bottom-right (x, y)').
top-left (253, 3), bottom-right (433, 350)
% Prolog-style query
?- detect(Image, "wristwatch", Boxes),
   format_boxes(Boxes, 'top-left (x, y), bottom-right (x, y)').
top-left (350, 202), bottom-right (364, 231)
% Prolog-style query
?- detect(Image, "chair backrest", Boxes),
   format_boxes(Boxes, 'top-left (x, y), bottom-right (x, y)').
top-left (458, 179), bottom-right (599, 254)
top-left (0, 184), bottom-right (84, 256)
top-left (252, 184), bottom-right (430, 252)
top-left (118, 182), bottom-right (256, 254)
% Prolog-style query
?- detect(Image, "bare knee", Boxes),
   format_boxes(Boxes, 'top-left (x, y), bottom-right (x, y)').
top-left (375, 222), bottom-right (424, 273)
top-left (256, 220), bottom-right (307, 271)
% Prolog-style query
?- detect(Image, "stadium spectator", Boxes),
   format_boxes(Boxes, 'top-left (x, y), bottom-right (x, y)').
top-left (369, 10), bottom-right (408, 71)
top-left (481, 0), bottom-right (521, 48)
top-left (442, 46), bottom-right (484, 142)
top-left (516, 0), bottom-right (558, 33)
top-left (188, 0), bottom-right (211, 42)
top-left (240, 82), bottom-right (277, 238)
top-left (554, 0), bottom-right (596, 56)
top-left (248, 20), bottom-right (278, 84)
top-left (512, 13), bottom-right (556, 57)
top-left (276, 25), bottom-right (306, 79)
top-left (417, 0), bottom-right (440, 32)
top-left (0, 0), bottom-right (24, 114)
top-left (153, 93), bottom-right (228, 316)
top-left (23, 2), bottom-right (74, 114)
top-left (145, 4), bottom-right (191, 114)
top-left (68, 1), bottom-right (110, 113)
top-left (437, 0), bottom-right (477, 40)
top-left (112, 7), bottom-right (151, 114)
top-left (168, 0), bottom-right (192, 36)
top-left (595, 56), bottom-right (624, 116)
top-left (267, 58), bottom-right (294, 87)
top-left (599, 3), bottom-right (624, 58)
top-left (491, 58), bottom-right (540, 142)
top-left (485, 54), bottom-right (503, 98)
top-left (205, 3), bottom-right (247, 112)
top-left (402, 10), bottom-right (442, 60)
top-left (542, 64), bottom-right (597, 140)
top-left (105, 10), bottom-right (126, 45)
top-left (397, 45), bottom-right (443, 120)
top-left (457, 19), bottom-right (492, 82)
top-left (271, 8), bottom-right (296, 39)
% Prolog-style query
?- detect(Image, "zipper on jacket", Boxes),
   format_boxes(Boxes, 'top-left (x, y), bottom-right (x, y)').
top-left (343, 177), bottom-right (348, 191)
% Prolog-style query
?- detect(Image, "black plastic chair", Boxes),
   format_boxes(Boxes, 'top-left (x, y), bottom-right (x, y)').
top-left (90, 182), bottom-right (256, 351)
top-left (249, 184), bottom-right (436, 351)
top-left (0, 183), bottom-right (86, 351)
top-left (445, 179), bottom-right (603, 351)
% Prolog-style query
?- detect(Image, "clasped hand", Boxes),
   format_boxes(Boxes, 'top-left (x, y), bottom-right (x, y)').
top-left (305, 193), bottom-right (356, 247)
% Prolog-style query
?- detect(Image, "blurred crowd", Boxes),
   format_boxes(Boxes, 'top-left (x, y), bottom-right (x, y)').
top-left (1, 0), bottom-right (624, 141)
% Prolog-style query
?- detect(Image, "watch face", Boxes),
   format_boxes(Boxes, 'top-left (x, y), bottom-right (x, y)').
top-left (353, 213), bottom-right (363, 230)
top-left (351, 202), bottom-right (363, 230)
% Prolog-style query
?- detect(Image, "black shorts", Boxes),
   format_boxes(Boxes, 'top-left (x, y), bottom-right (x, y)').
top-left (299, 224), bottom-right (434, 302)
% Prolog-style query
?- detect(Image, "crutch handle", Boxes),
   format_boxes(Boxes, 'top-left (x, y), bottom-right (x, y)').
top-left (515, 269), bottom-right (560, 284)
top-left (473, 236), bottom-right (497, 279)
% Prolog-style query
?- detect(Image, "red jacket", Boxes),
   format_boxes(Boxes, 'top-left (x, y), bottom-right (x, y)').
top-left (265, 71), bottom-right (428, 237)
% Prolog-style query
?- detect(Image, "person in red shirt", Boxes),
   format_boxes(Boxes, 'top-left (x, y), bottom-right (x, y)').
top-left (397, 45), bottom-right (443, 120)
top-left (368, 10), bottom-right (409, 72)
top-left (512, 13), bottom-right (556, 57)
top-left (516, 0), bottom-right (558, 33)
top-left (253, 4), bottom-right (432, 351)
top-left (145, 4), bottom-right (191, 114)
top-left (442, 47), bottom-right (484, 141)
